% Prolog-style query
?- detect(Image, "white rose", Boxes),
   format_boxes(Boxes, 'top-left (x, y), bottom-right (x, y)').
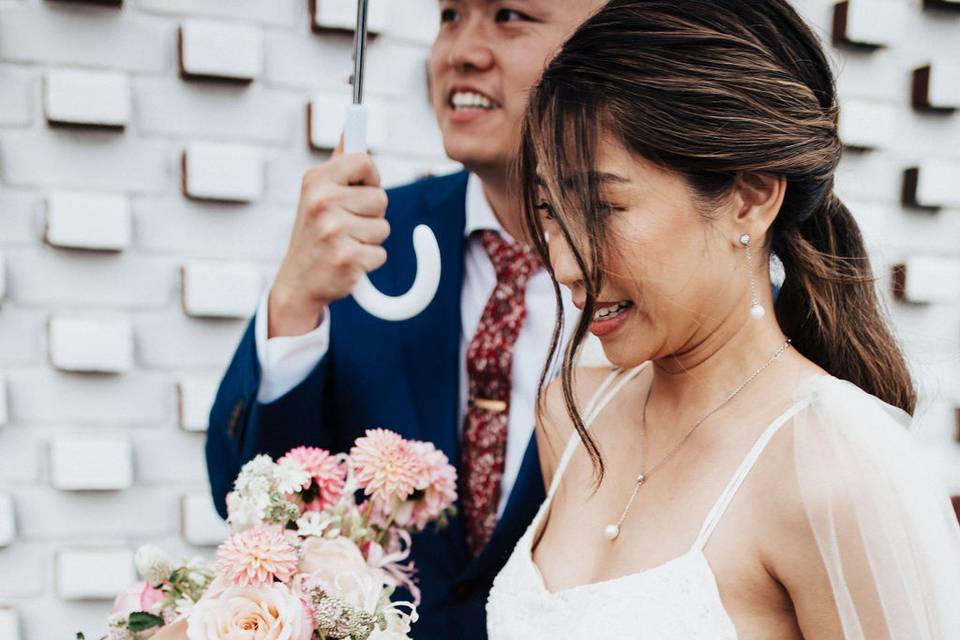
top-left (299, 537), bottom-right (387, 613)
top-left (186, 583), bottom-right (312, 640)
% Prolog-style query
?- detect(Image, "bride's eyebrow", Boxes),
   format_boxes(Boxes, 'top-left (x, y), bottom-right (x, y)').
top-left (534, 172), bottom-right (630, 189)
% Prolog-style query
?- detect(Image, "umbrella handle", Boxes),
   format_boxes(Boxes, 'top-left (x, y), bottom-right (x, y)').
top-left (343, 104), bottom-right (442, 321)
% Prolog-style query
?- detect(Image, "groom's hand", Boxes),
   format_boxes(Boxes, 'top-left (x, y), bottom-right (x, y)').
top-left (268, 147), bottom-right (390, 338)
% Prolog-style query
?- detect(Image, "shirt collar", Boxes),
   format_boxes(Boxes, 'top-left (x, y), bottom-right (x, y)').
top-left (464, 172), bottom-right (512, 240)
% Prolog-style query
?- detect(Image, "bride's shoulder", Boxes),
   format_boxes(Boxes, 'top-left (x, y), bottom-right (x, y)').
top-left (537, 366), bottom-right (621, 483)
top-left (756, 374), bottom-right (921, 528)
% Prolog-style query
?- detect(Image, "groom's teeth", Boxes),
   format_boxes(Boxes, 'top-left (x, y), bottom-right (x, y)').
top-left (450, 91), bottom-right (498, 110)
top-left (593, 301), bottom-right (632, 322)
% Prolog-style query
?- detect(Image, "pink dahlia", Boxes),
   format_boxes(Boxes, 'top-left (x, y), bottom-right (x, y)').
top-left (216, 525), bottom-right (299, 587)
top-left (280, 446), bottom-right (347, 512)
top-left (407, 441), bottom-right (458, 531)
top-left (350, 429), bottom-right (424, 505)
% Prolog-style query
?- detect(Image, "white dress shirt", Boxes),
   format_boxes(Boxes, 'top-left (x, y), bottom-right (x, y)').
top-left (254, 173), bottom-right (579, 516)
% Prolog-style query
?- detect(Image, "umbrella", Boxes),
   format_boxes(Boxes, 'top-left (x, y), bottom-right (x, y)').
top-left (345, 0), bottom-right (442, 322)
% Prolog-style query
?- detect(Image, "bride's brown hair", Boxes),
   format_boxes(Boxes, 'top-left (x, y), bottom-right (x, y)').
top-left (520, 0), bottom-right (915, 478)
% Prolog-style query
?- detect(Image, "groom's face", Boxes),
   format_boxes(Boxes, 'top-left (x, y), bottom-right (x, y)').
top-left (429, 0), bottom-right (603, 175)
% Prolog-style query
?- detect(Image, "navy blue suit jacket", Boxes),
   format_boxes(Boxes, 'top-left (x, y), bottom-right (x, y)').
top-left (206, 171), bottom-right (547, 640)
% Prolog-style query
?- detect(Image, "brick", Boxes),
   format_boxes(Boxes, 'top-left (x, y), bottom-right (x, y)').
top-left (179, 20), bottom-right (263, 82)
top-left (181, 491), bottom-right (228, 546)
top-left (50, 435), bottom-right (133, 491)
top-left (382, 103), bottom-right (445, 158)
top-left (0, 429), bottom-right (41, 483)
top-left (913, 62), bottom-right (960, 111)
top-left (0, 66), bottom-right (32, 127)
top-left (0, 192), bottom-right (40, 247)
top-left (5, 249), bottom-right (175, 309)
top-left (0, 377), bottom-right (7, 427)
top-left (0, 607), bottom-right (19, 640)
top-left (45, 191), bottom-right (132, 251)
top-left (182, 142), bottom-right (264, 203)
top-left (57, 548), bottom-right (135, 600)
top-left (14, 486), bottom-right (172, 539)
top-left (136, 77), bottom-right (298, 144)
top-left (892, 256), bottom-right (960, 304)
top-left (7, 370), bottom-right (171, 426)
top-left (49, 315), bottom-right (133, 373)
top-left (0, 494), bottom-right (14, 547)
top-left (132, 197), bottom-right (291, 261)
top-left (365, 40), bottom-right (431, 101)
top-left (0, 129), bottom-right (168, 194)
top-left (133, 429), bottom-right (206, 484)
top-left (134, 311), bottom-right (247, 370)
top-left (308, 95), bottom-right (389, 151)
top-left (181, 260), bottom-right (263, 319)
top-left (0, 543), bottom-right (48, 598)
top-left (389, 1), bottom-right (439, 45)
top-left (178, 375), bottom-right (219, 432)
top-left (0, 4), bottom-right (169, 72)
top-left (838, 99), bottom-right (896, 149)
top-left (311, 0), bottom-right (393, 35)
top-left (0, 308), bottom-right (46, 367)
top-left (138, 0), bottom-right (301, 27)
top-left (264, 30), bottom-right (352, 91)
top-left (833, 0), bottom-right (905, 48)
top-left (44, 68), bottom-right (130, 129)
top-left (903, 160), bottom-right (960, 209)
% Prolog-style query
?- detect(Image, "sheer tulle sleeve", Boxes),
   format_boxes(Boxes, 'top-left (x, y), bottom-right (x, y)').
top-left (790, 376), bottom-right (960, 639)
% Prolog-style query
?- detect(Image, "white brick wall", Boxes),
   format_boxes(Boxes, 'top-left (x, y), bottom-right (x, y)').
top-left (0, 1), bottom-right (956, 638)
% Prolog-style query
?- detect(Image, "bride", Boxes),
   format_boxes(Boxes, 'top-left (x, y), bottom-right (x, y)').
top-left (486, 0), bottom-right (960, 638)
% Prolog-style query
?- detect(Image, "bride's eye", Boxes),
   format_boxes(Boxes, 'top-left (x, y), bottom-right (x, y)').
top-left (536, 201), bottom-right (556, 220)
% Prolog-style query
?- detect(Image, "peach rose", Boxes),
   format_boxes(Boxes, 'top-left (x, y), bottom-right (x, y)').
top-left (186, 583), bottom-right (312, 640)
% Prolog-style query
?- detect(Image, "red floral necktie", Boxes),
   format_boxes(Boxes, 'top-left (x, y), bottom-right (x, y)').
top-left (460, 230), bottom-right (541, 556)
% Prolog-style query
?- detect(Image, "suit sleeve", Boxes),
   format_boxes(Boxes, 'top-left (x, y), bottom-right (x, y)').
top-left (204, 315), bottom-right (337, 519)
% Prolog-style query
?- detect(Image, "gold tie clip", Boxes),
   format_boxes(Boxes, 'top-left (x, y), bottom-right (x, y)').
top-left (469, 397), bottom-right (508, 413)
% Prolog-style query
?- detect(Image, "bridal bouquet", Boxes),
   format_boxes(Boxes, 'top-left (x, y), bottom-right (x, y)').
top-left (79, 429), bottom-right (457, 640)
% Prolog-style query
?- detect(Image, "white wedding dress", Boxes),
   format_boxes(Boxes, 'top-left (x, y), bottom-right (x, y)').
top-left (486, 366), bottom-right (960, 639)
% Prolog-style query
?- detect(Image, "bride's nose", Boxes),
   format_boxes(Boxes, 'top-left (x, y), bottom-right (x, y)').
top-left (547, 230), bottom-right (582, 292)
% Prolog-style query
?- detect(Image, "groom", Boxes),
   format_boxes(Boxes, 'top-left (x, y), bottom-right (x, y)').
top-left (206, 1), bottom-right (604, 637)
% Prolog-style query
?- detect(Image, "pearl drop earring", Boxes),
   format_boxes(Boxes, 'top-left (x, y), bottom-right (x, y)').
top-left (739, 233), bottom-right (765, 320)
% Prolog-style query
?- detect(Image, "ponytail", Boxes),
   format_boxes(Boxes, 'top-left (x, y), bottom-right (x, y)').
top-left (773, 194), bottom-right (916, 414)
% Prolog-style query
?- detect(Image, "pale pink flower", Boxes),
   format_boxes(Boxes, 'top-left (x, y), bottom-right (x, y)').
top-left (280, 447), bottom-right (347, 512)
top-left (111, 581), bottom-right (164, 619)
top-left (216, 525), bottom-right (299, 587)
top-left (350, 430), bottom-right (424, 505)
top-left (406, 441), bottom-right (457, 531)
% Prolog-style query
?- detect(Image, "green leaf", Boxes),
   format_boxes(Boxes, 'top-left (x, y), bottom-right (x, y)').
top-left (76, 633), bottom-right (86, 640)
top-left (127, 612), bottom-right (165, 632)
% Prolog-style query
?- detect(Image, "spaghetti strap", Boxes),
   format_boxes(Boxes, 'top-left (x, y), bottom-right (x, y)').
top-left (691, 397), bottom-right (813, 550)
top-left (545, 363), bottom-right (648, 501)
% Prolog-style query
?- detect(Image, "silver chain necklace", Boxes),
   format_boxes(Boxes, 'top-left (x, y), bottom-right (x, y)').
top-left (602, 339), bottom-right (792, 541)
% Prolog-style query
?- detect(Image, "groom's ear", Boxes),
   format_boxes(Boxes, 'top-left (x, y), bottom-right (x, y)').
top-left (730, 172), bottom-right (786, 245)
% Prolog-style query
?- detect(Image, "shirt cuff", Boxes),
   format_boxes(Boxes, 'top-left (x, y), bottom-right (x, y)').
top-left (254, 290), bottom-right (330, 404)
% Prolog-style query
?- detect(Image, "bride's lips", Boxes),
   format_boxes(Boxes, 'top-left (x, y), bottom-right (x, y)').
top-left (575, 299), bottom-right (635, 338)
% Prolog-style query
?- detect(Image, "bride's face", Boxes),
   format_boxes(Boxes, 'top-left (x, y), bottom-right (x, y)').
top-left (540, 138), bottom-right (744, 368)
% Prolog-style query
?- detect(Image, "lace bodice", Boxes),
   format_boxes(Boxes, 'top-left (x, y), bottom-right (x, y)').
top-left (486, 365), bottom-right (815, 639)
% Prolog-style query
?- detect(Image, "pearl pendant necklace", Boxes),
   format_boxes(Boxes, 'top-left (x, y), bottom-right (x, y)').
top-left (601, 339), bottom-right (791, 541)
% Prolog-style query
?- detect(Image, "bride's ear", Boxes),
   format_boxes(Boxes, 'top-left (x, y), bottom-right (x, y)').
top-left (729, 172), bottom-right (786, 247)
